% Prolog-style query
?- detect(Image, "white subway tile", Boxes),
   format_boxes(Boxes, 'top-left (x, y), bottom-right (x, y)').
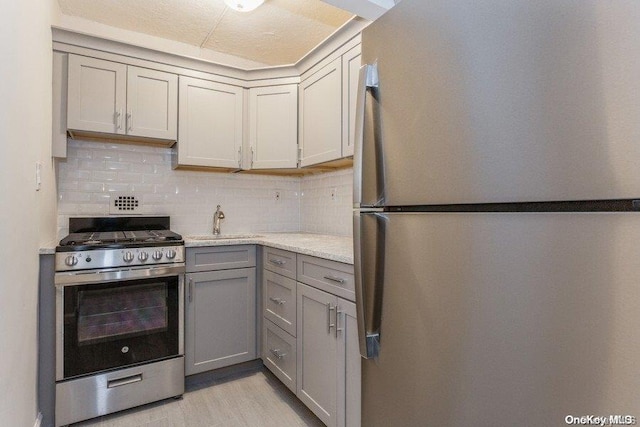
top-left (56, 140), bottom-right (356, 239)
top-left (92, 170), bottom-right (118, 182)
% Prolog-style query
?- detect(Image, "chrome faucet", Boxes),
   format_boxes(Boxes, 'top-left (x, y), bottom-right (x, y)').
top-left (213, 205), bottom-right (225, 235)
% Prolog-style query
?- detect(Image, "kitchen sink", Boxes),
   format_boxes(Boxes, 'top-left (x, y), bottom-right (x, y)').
top-left (186, 234), bottom-right (262, 240)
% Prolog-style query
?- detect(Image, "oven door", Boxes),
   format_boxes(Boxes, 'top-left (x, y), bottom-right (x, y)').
top-left (55, 265), bottom-right (184, 381)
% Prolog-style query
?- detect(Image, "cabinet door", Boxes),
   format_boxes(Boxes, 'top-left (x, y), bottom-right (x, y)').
top-left (337, 298), bottom-right (361, 427)
top-left (342, 45), bottom-right (361, 158)
top-left (297, 283), bottom-right (339, 426)
top-left (299, 57), bottom-right (343, 167)
top-left (177, 76), bottom-right (243, 168)
top-left (126, 66), bottom-right (178, 141)
top-left (67, 55), bottom-right (126, 135)
top-left (249, 85), bottom-right (298, 169)
top-left (185, 268), bottom-right (256, 375)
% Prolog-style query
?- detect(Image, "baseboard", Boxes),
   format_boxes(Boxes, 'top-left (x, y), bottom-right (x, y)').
top-left (34, 412), bottom-right (42, 427)
top-left (185, 359), bottom-right (263, 388)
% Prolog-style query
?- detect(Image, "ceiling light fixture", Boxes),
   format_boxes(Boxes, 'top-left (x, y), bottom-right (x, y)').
top-left (224, 0), bottom-right (264, 12)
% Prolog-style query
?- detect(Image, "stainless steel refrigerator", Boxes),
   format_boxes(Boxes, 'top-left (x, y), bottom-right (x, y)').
top-left (353, 0), bottom-right (640, 425)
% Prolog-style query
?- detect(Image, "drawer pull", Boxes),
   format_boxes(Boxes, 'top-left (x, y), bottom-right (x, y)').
top-left (107, 373), bottom-right (143, 388)
top-left (324, 275), bottom-right (346, 284)
top-left (269, 259), bottom-right (285, 266)
top-left (269, 297), bottom-right (286, 305)
top-left (270, 348), bottom-right (287, 359)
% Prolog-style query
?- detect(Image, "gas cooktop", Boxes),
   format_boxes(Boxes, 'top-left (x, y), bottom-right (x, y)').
top-left (55, 216), bottom-right (185, 271)
top-left (58, 230), bottom-right (182, 250)
top-left (57, 216), bottom-right (183, 252)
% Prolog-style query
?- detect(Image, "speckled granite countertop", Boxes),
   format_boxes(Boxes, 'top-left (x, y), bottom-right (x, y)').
top-left (40, 233), bottom-right (354, 264)
top-left (39, 244), bottom-right (57, 255)
top-left (184, 233), bottom-right (354, 265)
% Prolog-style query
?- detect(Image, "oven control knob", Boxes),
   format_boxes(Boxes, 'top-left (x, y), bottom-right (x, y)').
top-left (138, 252), bottom-right (149, 262)
top-left (64, 255), bottom-right (78, 267)
top-left (123, 251), bottom-right (134, 263)
top-left (152, 250), bottom-right (163, 261)
top-left (166, 249), bottom-right (176, 260)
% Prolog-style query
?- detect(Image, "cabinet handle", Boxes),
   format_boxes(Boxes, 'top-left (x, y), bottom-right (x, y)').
top-left (327, 303), bottom-right (336, 333)
top-left (188, 278), bottom-right (193, 303)
top-left (250, 147), bottom-right (255, 167)
top-left (269, 297), bottom-right (286, 305)
top-left (324, 275), bottom-right (346, 284)
top-left (127, 109), bottom-right (133, 132)
top-left (336, 308), bottom-right (344, 338)
top-left (116, 109), bottom-right (123, 130)
top-left (238, 146), bottom-right (242, 168)
top-left (269, 259), bottom-right (285, 266)
top-left (270, 348), bottom-right (286, 359)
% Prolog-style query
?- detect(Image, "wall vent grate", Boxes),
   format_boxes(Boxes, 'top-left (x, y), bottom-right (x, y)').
top-left (110, 193), bottom-right (142, 215)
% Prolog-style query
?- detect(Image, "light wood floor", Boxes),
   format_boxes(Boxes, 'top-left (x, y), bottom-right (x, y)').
top-left (71, 366), bottom-right (324, 427)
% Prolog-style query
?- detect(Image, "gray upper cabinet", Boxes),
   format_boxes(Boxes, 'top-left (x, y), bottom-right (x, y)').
top-left (175, 76), bottom-right (244, 169)
top-left (185, 246), bottom-right (257, 376)
top-left (67, 55), bottom-right (127, 135)
top-left (248, 85), bottom-right (299, 169)
top-left (67, 55), bottom-right (177, 142)
top-left (299, 57), bottom-right (343, 167)
top-left (125, 66), bottom-right (178, 141)
top-left (52, 51), bottom-right (68, 158)
top-left (341, 45), bottom-right (362, 158)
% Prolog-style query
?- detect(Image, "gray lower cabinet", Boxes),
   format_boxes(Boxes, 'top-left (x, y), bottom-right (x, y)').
top-left (297, 283), bottom-right (339, 427)
top-left (185, 246), bottom-right (257, 376)
top-left (262, 250), bottom-right (360, 427)
top-left (337, 299), bottom-right (360, 427)
top-left (297, 283), bottom-right (360, 427)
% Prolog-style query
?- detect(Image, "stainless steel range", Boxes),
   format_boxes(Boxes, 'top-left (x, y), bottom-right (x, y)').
top-left (54, 217), bottom-right (185, 427)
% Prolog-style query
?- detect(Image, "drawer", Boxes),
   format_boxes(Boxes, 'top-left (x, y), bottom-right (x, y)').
top-left (186, 245), bottom-right (256, 272)
top-left (263, 247), bottom-right (296, 279)
top-left (263, 319), bottom-right (296, 393)
top-left (263, 270), bottom-right (297, 337)
top-left (297, 255), bottom-right (355, 302)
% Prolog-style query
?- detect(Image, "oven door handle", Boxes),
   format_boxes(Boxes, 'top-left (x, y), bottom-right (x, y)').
top-left (55, 264), bottom-right (186, 286)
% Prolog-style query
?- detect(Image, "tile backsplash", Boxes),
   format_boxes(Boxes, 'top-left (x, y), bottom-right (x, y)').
top-left (57, 140), bottom-right (353, 238)
top-left (301, 168), bottom-right (353, 236)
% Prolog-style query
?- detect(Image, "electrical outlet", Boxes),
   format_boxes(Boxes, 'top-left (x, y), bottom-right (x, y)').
top-left (275, 191), bottom-right (281, 202)
top-left (330, 187), bottom-right (337, 201)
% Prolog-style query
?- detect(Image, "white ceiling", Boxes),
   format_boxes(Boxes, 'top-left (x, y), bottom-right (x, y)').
top-left (57, 0), bottom-right (354, 66)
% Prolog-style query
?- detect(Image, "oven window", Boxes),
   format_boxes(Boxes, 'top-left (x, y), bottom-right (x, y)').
top-left (63, 276), bottom-right (180, 379)
top-left (77, 284), bottom-right (168, 344)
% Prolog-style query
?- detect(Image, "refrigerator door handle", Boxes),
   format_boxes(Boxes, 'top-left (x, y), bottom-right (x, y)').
top-left (353, 63), bottom-right (382, 208)
top-left (354, 211), bottom-right (386, 359)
